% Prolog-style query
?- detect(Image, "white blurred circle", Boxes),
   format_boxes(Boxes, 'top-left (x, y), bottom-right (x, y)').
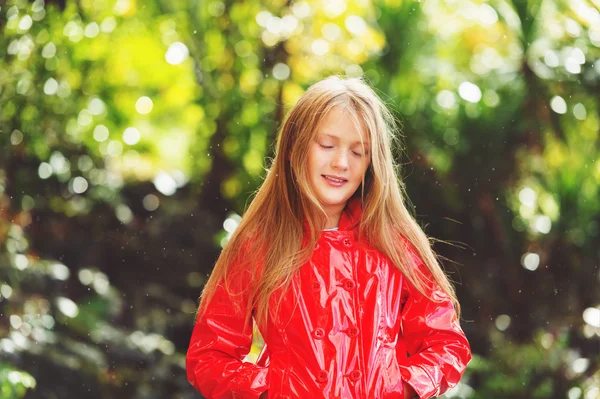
top-left (550, 96), bottom-right (567, 114)
top-left (458, 82), bottom-right (482, 103)
top-left (165, 42), bottom-right (189, 65)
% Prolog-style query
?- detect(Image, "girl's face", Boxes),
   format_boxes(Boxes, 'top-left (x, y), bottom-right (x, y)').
top-left (306, 105), bottom-right (371, 217)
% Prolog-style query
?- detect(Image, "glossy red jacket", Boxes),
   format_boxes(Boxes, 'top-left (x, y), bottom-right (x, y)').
top-left (186, 197), bottom-right (472, 398)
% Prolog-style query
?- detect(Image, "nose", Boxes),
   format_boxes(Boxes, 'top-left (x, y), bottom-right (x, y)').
top-left (332, 150), bottom-right (349, 170)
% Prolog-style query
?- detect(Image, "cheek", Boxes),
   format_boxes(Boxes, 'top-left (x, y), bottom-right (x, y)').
top-left (354, 158), bottom-right (370, 175)
top-left (352, 162), bottom-right (369, 182)
top-left (309, 148), bottom-right (327, 166)
top-left (307, 149), bottom-right (322, 175)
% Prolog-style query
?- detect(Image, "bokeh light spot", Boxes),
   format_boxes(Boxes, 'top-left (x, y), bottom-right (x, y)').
top-left (115, 204), bottom-right (133, 224)
top-left (521, 252), bottom-right (540, 271)
top-left (38, 162), bottom-right (52, 179)
top-left (123, 127), bottom-right (141, 145)
top-left (84, 22), bottom-right (100, 38)
top-left (71, 176), bottom-right (89, 194)
top-left (550, 96), bottom-right (567, 114)
top-left (573, 103), bottom-right (587, 120)
top-left (458, 82), bottom-right (482, 103)
top-left (56, 297), bottom-right (79, 318)
top-left (88, 98), bottom-right (106, 115)
top-left (50, 263), bottom-right (70, 280)
top-left (165, 42), bottom-right (189, 65)
top-left (532, 215), bottom-right (551, 234)
top-left (345, 15), bottom-right (367, 36)
top-left (322, 23), bottom-right (341, 41)
top-left (41, 42), bottom-right (56, 58)
top-left (44, 78), bottom-right (58, 95)
top-left (582, 307), bottom-right (600, 328)
top-left (312, 39), bottom-right (329, 56)
top-left (135, 96), bottom-right (153, 115)
top-left (93, 125), bottom-right (110, 142)
top-left (436, 90), bottom-right (456, 109)
top-left (153, 172), bottom-right (177, 196)
top-left (11, 129), bottom-right (24, 145)
top-left (519, 187), bottom-right (536, 207)
top-left (143, 194), bottom-right (160, 211)
top-left (495, 314), bottom-right (511, 331)
top-left (477, 4), bottom-right (498, 25)
top-left (272, 63), bottom-right (290, 80)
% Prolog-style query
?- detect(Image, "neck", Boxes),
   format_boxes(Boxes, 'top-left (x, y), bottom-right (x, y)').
top-left (324, 204), bottom-right (344, 229)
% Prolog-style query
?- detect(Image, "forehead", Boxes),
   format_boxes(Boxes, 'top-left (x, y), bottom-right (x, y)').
top-left (317, 106), bottom-right (370, 146)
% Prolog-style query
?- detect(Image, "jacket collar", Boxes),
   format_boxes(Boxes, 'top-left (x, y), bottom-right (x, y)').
top-left (338, 195), bottom-right (362, 231)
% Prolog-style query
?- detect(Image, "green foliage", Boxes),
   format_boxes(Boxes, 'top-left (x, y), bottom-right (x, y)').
top-left (453, 329), bottom-right (598, 399)
top-left (0, 364), bottom-right (35, 399)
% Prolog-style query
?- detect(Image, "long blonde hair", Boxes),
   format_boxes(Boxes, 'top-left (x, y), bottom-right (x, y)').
top-left (197, 75), bottom-right (460, 331)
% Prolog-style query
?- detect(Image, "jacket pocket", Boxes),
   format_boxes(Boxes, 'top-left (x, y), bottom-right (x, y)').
top-left (381, 347), bottom-right (405, 399)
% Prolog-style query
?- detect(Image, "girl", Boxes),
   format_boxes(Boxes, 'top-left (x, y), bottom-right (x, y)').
top-left (186, 76), bottom-right (471, 398)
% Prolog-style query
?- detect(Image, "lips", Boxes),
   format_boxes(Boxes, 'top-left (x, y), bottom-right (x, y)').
top-left (322, 175), bottom-right (348, 183)
top-left (322, 175), bottom-right (348, 188)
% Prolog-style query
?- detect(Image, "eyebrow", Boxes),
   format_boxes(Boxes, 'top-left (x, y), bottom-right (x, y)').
top-left (320, 133), bottom-right (370, 147)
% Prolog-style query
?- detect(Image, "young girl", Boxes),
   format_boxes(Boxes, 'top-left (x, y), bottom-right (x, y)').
top-left (186, 76), bottom-right (472, 398)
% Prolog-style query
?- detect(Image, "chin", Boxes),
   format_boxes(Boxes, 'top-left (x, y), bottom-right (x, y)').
top-left (312, 180), bottom-right (359, 206)
top-left (317, 193), bottom-right (352, 206)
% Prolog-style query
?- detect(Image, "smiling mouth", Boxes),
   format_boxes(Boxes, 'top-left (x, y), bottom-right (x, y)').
top-left (322, 175), bottom-right (348, 183)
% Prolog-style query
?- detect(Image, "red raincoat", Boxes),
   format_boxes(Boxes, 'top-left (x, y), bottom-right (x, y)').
top-left (186, 197), bottom-right (471, 398)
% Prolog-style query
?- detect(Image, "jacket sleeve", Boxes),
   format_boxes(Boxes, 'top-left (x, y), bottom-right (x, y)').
top-left (397, 238), bottom-right (472, 399)
top-left (186, 260), bottom-right (268, 398)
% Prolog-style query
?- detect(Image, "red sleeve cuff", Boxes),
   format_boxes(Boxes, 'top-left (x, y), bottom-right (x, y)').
top-left (233, 363), bottom-right (269, 398)
top-left (399, 363), bottom-right (439, 399)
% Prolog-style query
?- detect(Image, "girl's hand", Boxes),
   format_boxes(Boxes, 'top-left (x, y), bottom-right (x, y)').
top-left (403, 381), bottom-right (417, 399)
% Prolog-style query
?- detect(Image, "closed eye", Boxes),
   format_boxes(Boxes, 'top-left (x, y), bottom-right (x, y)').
top-left (319, 144), bottom-right (366, 157)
